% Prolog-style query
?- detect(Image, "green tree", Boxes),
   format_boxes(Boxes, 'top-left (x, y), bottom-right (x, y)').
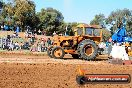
top-left (102, 28), bottom-right (111, 42)
top-left (90, 14), bottom-right (105, 25)
top-left (90, 9), bottom-right (132, 35)
top-left (65, 22), bottom-right (78, 36)
top-left (1, 0), bottom-right (37, 31)
top-left (107, 8), bottom-right (132, 32)
top-left (0, 2), bottom-right (7, 22)
top-left (37, 8), bottom-right (65, 35)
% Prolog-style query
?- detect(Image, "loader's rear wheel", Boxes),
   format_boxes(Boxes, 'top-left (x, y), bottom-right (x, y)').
top-left (71, 54), bottom-right (79, 59)
top-left (77, 39), bottom-right (98, 60)
top-left (52, 46), bottom-right (65, 59)
top-left (47, 46), bottom-right (53, 58)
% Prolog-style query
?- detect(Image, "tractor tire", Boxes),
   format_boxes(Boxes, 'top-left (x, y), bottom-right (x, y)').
top-left (47, 46), bottom-right (54, 58)
top-left (76, 75), bottom-right (86, 85)
top-left (77, 39), bottom-right (98, 60)
top-left (71, 54), bottom-right (79, 59)
top-left (52, 46), bottom-right (65, 59)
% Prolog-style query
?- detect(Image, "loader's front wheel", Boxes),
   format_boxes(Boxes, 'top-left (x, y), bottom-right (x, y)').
top-left (52, 46), bottom-right (65, 59)
top-left (47, 46), bottom-right (54, 58)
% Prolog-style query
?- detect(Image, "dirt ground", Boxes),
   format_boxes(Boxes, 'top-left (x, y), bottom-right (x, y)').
top-left (0, 52), bottom-right (132, 88)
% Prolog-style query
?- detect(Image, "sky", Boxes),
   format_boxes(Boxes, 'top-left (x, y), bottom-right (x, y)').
top-left (31, 0), bottom-right (132, 23)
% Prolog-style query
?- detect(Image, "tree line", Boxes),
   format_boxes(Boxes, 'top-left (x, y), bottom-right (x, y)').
top-left (0, 0), bottom-right (131, 38)
top-left (90, 8), bottom-right (132, 41)
top-left (90, 9), bottom-right (132, 31)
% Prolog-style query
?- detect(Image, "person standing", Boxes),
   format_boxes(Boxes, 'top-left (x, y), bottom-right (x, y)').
top-left (37, 42), bottom-right (41, 52)
top-left (47, 38), bottom-right (51, 47)
top-left (108, 42), bottom-right (112, 58)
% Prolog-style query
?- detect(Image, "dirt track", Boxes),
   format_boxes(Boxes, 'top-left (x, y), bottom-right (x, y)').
top-left (0, 52), bottom-right (132, 88)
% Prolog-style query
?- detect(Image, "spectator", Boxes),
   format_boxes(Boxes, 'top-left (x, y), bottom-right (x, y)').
top-left (31, 34), bottom-right (35, 45)
top-left (15, 26), bottom-right (20, 33)
top-left (47, 38), bottom-right (51, 47)
top-left (0, 38), bottom-right (2, 49)
top-left (12, 33), bottom-right (16, 38)
top-left (20, 42), bottom-right (23, 50)
top-left (30, 37), bottom-right (34, 45)
top-left (2, 38), bottom-right (6, 50)
top-left (53, 31), bottom-right (56, 36)
top-left (9, 25), bottom-right (14, 31)
top-left (44, 40), bottom-right (48, 51)
top-left (37, 42), bottom-right (41, 52)
top-left (5, 37), bottom-right (10, 49)
top-left (15, 32), bottom-right (19, 38)
top-left (30, 44), bottom-right (37, 52)
top-left (40, 41), bottom-right (44, 52)
top-left (98, 41), bottom-right (106, 55)
top-left (108, 42), bottom-right (112, 58)
top-left (41, 40), bottom-right (47, 52)
top-left (4, 25), bottom-right (9, 31)
top-left (22, 42), bottom-right (30, 50)
top-left (14, 42), bottom-right (20, 50)
top-left (8, 42), bottom-right (14, 51)
top-left (42, 31), bottom-right (45, 35)
top-left (38, 29), bottom-right (42, 35)
top-left (24, 32), bottom-right (28, 38)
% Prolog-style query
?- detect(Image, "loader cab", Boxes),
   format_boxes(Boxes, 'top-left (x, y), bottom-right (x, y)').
top-left (75, 24), bottom-right (102, 37)
top-left (85, 27), bottom-right (102, 36)
top-left (74, 24), bottom-right (103, 44)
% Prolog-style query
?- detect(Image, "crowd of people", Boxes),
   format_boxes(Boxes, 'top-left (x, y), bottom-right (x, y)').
top-left (0, 32), bottom-right (52, 52)
top-left (30, 37), bottom-right (52, 52)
